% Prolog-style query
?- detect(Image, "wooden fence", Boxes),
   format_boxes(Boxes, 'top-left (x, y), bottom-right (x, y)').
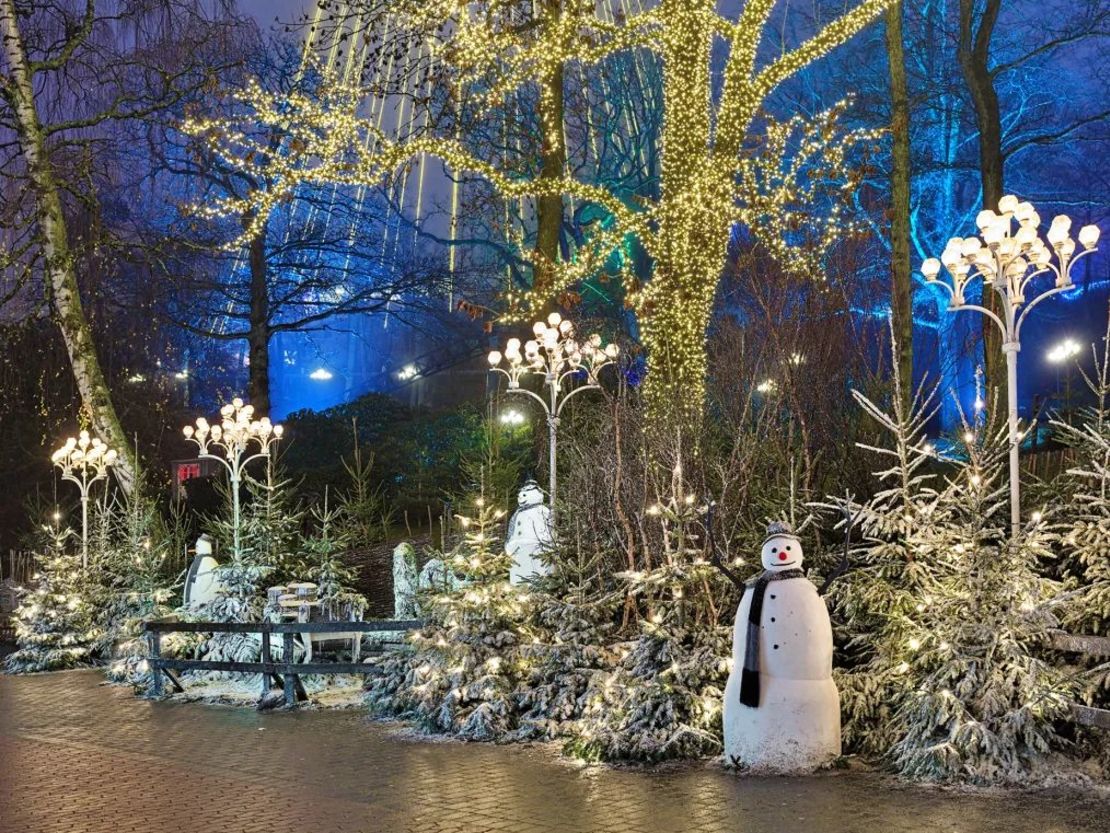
top-left (143, 618), bottom-right (422, 706)
top-left (2, 550), bottom-right (35, 584)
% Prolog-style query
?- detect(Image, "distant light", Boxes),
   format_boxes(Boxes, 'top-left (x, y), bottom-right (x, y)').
top-left (52, 511), bottom-right (61, 522)
top-left (500, 409), bottom-right (525, 426)
top-left (789, 353), bottom-right (805, 365)
top-left (756, 379), bottom-right (777, 394)
top-left (309, 368), bottom-right (334, 381)
top-left (128, 373), bottom-right (146, 383)
top-left (973, 397), bottom-right (984, 412)
top-left (397, 364), bottom-right (419, 381)
top-left (174, 370), bottom-right (188, 380)
top-left (1047, 338), bottom-right (1082, 364)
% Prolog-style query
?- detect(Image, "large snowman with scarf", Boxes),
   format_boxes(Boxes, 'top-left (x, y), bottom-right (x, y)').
top-left (506, 479), bottom-right (554, 584)
top-left (722, 521), bottom-right (840, 772)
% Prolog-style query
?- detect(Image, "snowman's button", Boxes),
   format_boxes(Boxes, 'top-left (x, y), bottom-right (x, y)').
top-left (770, 594), bottom-right (776, 600)
top-left (770, 617), bottom-right (776, 622)
top-left (773, 644), bottom-right (779, 650)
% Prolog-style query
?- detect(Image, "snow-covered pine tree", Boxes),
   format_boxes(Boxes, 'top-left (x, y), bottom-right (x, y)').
top-left (243, 459), bottom-right (306, 585)
top-left (511, 521), bottom-right (621, 742)
top-left (303, 500), bottom-right (366, 622)
top-left (4, 526), bottom-right (99, 673)
top-left (888, 420), bottom-right (1069, 784)
top-left (826, 362), bottom-right (946, 756)
top-left (100, 483), bottom-right (177, 689)
top-left (1051, 320), bottom-right (1110, 636)
top-left (336, 435), bottom-right (394, 550)
top-left (366, 496), bottom-right (533, 740)
top-left (568, 466), bottom-right (731, 762)
top-left (1047, 322), bottom-right (1110, 770)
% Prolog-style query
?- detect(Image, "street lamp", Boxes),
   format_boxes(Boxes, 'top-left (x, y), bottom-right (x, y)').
top-left (183, 398), bottom-right (283, 558)
top-left (1046, 338), bottom-right (1082, 365)
top-left (51, 431), bottom-right (118, 569)
top-left (1047, 337), bottom-right (1083, 417)
top-left (499, 409), bottom-right (526, 427)
top-left (920, 195), bottom-right (1100, 536)
top-left (488, 312), bottom-right (619, 508)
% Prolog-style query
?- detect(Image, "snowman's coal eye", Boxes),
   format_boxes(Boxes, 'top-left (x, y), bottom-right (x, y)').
top-left (786, 545), bottom-right (792, 551)
top-left (771, 547), bottom-right (777, 553)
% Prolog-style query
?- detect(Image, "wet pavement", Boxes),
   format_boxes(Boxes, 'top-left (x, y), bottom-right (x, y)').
top-left (0, 670), bottom-right (1107, 833)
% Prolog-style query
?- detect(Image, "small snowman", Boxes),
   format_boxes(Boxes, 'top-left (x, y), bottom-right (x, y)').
top-left (183, 534), bottom-right (224, 607)
top-left (722, 521), bottom-right (841, 773)
top-left (505, 479), bottom-right (554, 584)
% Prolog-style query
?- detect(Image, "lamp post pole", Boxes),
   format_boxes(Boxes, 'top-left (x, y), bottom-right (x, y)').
top-left (51, 431), bottom-right (118, 569)
top-left (183, 398), bottom-right (283, 558)
top-left (488, 313), bottom-right (619, 510)
top-left (921, 196), bottom-right (1100, 537)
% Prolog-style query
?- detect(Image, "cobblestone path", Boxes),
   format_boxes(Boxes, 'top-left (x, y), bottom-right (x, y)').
top-left (0, 670), bottom-right (1106, 833)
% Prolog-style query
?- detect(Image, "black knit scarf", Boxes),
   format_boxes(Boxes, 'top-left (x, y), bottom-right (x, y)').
top-left (739, 568), bottom-right (805, 708)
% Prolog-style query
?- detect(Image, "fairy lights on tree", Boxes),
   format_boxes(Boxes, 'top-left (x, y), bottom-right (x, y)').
top-left (181, 0), bottom-right (892, 422)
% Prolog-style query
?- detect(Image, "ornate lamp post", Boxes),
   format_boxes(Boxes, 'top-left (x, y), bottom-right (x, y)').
top-left (183, 398), bottom-right (283, 558)
top-left (51, 431), bottom-right (118, 569)
top-left (488, 313), bottom-right (619, 508)
top-left (921, 196), bottom-right (1100, 536)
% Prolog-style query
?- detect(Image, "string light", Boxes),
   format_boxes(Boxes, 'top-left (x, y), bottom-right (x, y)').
top-left (182, 0), bottom-right (893, 422)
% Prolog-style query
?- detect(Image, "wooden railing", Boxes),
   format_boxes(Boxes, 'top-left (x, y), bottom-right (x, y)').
top-left (143, 619), bottom-right (422, 707)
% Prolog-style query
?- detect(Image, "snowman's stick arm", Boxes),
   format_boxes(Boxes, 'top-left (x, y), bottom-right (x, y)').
top-left (705, 503), bottom-right (746, 592)
top-left (818, 494), bottom-right (858, 596)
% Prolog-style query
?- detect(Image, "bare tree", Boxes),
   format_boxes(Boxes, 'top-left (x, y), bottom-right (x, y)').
top-left (0, 0), bottom-right (247, 489)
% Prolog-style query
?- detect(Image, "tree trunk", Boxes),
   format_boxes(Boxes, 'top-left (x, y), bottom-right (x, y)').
top-left (637, 0), bottom-right (717, 426)
top-left (885, 0), bottom-right (913, 405)
top-left (958, 0), bottom-right (1005, 392)
top-left (246, 226), bottom-right (271, 416)
top-left (532, 0), bottom-right (566, 301)
top-left (0, 0), bottom-right (135, 492)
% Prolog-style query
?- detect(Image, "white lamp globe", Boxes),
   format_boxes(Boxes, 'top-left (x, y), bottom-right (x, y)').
top-left (1078, 225), bottom-right (1100, 249)
top-left (920, 258), bottom-right (941, 281)
top-left (975, 209), bottom-right (997, 230)
top-left (488, 350), bottom-right (502, 367)
top-left (532, 321), bottom-right (546, 336)
top-left (547, 311), bottom-right (562, 327)
top-left (998, 194), bottom-right (1019, 215)
top-left (982, 222), bottom-right (1005, 246)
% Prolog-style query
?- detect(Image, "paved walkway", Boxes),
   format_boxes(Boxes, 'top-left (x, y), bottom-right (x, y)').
top-left (0, 671), bottom-right (1107, 833)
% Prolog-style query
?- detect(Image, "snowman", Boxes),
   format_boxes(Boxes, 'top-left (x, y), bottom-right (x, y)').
top-left (722, 521), bottom-right (841, 773)
top-left (505, 479), bottom-right (554, 584)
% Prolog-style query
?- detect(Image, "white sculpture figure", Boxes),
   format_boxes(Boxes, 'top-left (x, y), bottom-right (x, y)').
top-left (393, 542), bottom-right (419, 619)
top-left (722, 521), bottom-right (841, 773)
top-left (183, 534), bottom-right (224, 607)
top-left (505, 479), bottom-right (555, 584)
top-left (417, 557), bottom-right (462, 597)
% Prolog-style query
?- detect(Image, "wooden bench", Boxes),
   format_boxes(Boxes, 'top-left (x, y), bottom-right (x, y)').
top-left (143, 618), bottom-right (422, 707)
top-left (1051, 632), bottom-right (1110, 730)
